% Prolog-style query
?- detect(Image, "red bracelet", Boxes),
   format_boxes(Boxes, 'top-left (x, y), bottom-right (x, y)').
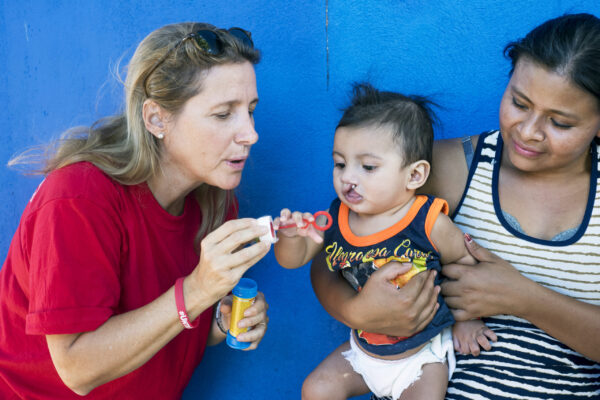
top-left (175, 277), bottom-right (199, 329)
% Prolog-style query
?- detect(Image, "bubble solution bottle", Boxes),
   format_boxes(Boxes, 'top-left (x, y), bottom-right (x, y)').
top-left (226, 278), bottom-right (258, 349)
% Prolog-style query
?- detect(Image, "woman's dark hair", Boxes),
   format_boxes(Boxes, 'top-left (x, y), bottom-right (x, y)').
top-left (504, 13), bottom-right (600, 104)
top-left (337, 82), bottom-right (438, 165)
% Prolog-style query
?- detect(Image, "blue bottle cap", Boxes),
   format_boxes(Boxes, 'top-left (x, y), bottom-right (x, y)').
top-left (232, 278), bottom-right (257, 299)
top-left (226, 332), bottom-right (251, 349)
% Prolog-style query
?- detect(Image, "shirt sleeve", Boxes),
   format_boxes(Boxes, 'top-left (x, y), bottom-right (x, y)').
top-left (24, 197), bottom-right (123, 335)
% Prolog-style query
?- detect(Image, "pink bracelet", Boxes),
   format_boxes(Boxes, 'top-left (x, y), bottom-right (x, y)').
top-left (175, 277), bottom-right (199, 329)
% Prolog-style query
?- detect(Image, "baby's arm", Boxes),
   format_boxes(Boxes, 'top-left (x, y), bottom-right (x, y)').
top-left (430, 213), bottom-right (497, 355)
top-left (273, 209), bottom-right (324, 269)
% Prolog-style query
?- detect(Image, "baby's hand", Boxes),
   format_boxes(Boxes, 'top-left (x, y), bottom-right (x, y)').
top-left (452, 319), bottom-right (497, 356)
top-left (274, 209), bottom-right (323, 243)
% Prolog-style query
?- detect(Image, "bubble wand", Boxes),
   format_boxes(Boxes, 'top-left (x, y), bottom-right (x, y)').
top-left (256, 211), bottom-right (333, 244)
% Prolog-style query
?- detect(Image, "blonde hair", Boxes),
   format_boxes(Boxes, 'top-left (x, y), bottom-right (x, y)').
top-left (9, 22), bottom-right (260, 241)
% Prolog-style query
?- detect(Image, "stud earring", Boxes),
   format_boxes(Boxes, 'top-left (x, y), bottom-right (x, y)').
top-left (157, 132), bottom-right (165, 139)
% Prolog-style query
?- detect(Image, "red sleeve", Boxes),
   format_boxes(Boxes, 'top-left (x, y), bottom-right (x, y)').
top-left (24, 196), bottom-right (123, 335)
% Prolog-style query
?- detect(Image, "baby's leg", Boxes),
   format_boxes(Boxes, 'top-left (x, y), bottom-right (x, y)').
top-left (398, 361), bottom-right (448, 400)
top-left (302, 341), bottom-right (370, 400)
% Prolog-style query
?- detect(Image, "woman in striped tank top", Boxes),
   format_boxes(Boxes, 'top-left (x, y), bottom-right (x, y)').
top-left (311, 13), bottom-right (600, 399)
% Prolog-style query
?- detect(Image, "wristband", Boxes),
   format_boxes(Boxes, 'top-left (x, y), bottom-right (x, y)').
top-left (214, 299), bottom-right (228, 334)
top-left (175, 277), bottom-right (199, 329)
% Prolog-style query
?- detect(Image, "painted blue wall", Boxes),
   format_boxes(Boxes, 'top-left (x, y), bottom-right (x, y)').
top-left (2, 1), bottom-right (598, 398)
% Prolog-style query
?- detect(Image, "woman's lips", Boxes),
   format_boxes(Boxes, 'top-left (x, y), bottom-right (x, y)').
top-left (512, 139), bottom-right (542, 158)
top-left (226, 157), bottom-right (247, 171)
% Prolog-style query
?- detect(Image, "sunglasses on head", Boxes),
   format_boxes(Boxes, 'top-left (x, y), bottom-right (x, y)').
top-left (144, 27), bottom-right (253, 97)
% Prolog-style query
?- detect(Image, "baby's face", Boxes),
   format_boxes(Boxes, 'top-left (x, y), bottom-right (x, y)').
top-left (332, 125), bottom-right (414, 216)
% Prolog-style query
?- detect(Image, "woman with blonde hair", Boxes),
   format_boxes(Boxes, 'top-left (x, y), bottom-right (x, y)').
top-left (0, 22), bottom-right (271, 399)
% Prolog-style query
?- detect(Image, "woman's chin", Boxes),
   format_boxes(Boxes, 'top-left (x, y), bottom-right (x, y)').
top-left (212, 176), bottom-right (242, 191)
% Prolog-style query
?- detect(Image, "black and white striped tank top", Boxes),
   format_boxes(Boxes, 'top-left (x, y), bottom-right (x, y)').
top-left (446, 130), bottom-right (600, 399)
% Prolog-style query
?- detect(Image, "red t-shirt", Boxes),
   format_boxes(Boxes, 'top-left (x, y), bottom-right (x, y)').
top-left (0, 162), bottom-right (236, 399)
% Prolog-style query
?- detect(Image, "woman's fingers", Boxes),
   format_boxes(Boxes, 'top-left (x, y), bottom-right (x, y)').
top-left (192, 219), bottom-right (271, 302)
top-left (376, 262), bottom-right (414, 281)
top-left (203, 218), bottom-right (255, 245)
top-left (206, 218), bottom-right (268, 254)
top-left (464, 235), bottom-right (500, 263)
top-left (201, 220), bottom-right (270, 267)
top-left (362, 266), bottom-right (438, 336)
top-left (405, 271), bottom-right (439, 331)
top-left (235, 292), bottom-right (269, 349)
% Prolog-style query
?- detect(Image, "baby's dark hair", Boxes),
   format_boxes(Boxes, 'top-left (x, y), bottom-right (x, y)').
top-left (337, 82), bottom-right (437, 165)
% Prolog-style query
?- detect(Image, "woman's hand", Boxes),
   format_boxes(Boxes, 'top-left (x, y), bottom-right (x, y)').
top-left (189, 218), bottom-right (271, 307)
top-left (274, 208), bottom-right (323, 244)
top-left (441, 236), bottom-right (528, 321)
top-left (214, 292), bottom-right (269, 350)
top-left (443, 236), bottom-right (600, 362)
top-left (353, 262), bottom-right (440, 336)
top-left (311, 252), bottom-right (439, 338)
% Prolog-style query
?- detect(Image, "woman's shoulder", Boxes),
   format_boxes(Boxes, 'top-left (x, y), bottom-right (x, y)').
top-left (420, 133), bottom-right (484, 213)
top-left (31, 161), bottom-right (123, 208)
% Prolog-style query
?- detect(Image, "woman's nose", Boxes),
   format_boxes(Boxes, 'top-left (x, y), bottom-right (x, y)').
top-left (518, 113), bottom-right (544, 141)
top-left (235, 116), bottom-right (259, 145)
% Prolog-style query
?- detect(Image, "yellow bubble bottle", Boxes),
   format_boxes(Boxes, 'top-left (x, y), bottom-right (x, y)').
top-left (226, 278), bottom-right (257, 349)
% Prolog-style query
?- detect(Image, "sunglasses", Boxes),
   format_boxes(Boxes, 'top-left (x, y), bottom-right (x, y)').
top-left (144, 27), bottom-right (253, 97)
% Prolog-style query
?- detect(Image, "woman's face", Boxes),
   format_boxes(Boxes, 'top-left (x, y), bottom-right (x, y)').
top-left (499, 57), bottom-right (600, 174)
top-left (162, 61), bottom-right (258, 191)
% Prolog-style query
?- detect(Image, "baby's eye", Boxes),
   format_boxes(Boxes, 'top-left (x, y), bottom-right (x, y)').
top-left (363, 165), bottom-right (377, 172)
top-left (334, 162), bottom-right (345, 169)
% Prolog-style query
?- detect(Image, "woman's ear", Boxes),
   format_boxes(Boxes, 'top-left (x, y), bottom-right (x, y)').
top-left (406, 160), bottom-right (430, 190)
top-left (142, 99), bottom-right (167, 139)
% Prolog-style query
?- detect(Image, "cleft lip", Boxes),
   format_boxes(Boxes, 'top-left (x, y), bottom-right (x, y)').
top-left (343, 185), bottom-right (362, 203)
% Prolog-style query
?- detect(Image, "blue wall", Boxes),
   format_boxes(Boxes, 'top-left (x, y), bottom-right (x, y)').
top-left (2, 1), bottom-right (599, 398)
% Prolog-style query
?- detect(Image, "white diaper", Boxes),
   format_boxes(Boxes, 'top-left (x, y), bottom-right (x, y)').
top-left (342, 328), bottom-right (455, 399)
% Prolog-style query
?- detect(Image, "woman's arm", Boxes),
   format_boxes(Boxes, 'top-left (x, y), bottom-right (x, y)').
top-left (310, 251), bottom-right (440, 337)
top-left (442, 236), bottom-right (600, 362)
top-left (47, 285), bottom-right (192, 396)
top-left (46, 218), bottom-right (270, 395)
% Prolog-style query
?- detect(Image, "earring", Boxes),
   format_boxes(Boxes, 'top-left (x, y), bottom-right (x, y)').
top-left (157, 132), bottom-right (165, 140)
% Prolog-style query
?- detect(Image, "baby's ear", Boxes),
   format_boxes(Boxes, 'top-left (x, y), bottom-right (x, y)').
top-left (406, 160), bottom-right (430, 190)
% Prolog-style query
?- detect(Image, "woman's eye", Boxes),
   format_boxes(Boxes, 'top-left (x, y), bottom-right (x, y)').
top-left (512, 97), bottom-right (527, 110)
top-left (551, 118), bottom-right (572, 129)
top-left (215, 112), bottom-right (230, 119)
